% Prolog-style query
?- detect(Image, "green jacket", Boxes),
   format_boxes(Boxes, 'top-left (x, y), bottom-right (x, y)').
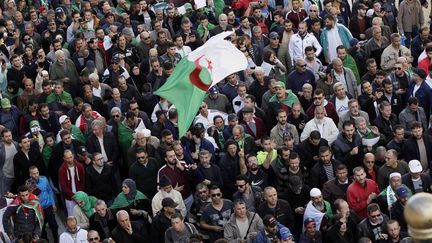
top-left (269, 89), bottom-right (299, 108)
top-left (197, 22), bottom-right (216, 38)
top-left (71, 125), bottom-right (85, 144)
top-left (343, 54), bottom-right (361, 85)
top-left (46, 91), bottom-right (73, 106)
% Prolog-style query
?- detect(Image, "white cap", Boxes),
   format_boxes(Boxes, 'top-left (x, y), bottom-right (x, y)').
top-left (409, 160), bottom-right (423, 173)
top-left (143, 129), bottom-right (151, 138)
top-left (310, 188), bottom-right (321, 197)
top-left (59, 115), bottom-right (69, 124)
top-left (389, 172), bottom-right (402, 179)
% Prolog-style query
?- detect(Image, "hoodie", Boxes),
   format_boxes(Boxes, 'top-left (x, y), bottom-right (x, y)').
top-left (58, 161), bottom-right (85, 200)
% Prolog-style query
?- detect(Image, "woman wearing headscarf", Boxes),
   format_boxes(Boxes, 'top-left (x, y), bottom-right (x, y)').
top-left (110, 178), bottom-right (151, 221)
top-left (72, 191), bottom-right (98, 229)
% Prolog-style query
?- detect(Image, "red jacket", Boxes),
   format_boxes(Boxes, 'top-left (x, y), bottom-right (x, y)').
top-left (346, 179), bottom-right (379, 219)
top-left (58, 161), bottom-right (85, 200)
top-left (418, 56), bottom-right (431, 74)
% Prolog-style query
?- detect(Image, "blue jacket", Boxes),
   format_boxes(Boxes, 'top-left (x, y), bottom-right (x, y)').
top-left (30, 176), bottom-right (55, 209)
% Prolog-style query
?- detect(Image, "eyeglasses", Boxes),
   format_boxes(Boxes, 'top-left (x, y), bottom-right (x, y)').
top-left (394, 67), bottom-right (402, 70)
top-left (88, 237), bottom-right (99, 242)
top-left (137, 156), bottom-right (147, 160)
top-left (313, 96), bottom-right (323, 100)
top-left (370, 213), bottom-right (381, 218)
top-left (237, 184), bottom-right (246, 188)
top-left (211, 193), bottom-right (222, 198)
top-left (112, 115), bottom-right (120, 118)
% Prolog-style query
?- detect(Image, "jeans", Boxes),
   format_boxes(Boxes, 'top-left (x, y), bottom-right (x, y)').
top-left (184, 194), bottom-right (194, 213)
top-left (404, 25), bottom-right (419, 48)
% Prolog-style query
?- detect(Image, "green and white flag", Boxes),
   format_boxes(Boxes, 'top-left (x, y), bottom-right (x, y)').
top-left (155, 31), bottom-right (247, 138)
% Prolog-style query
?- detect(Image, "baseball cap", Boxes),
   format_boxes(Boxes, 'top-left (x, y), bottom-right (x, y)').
top-left (39, 6), bottom-right (46, 12)
top-left (409, 159), bottom-right (423, 173)
top-left (1, 98), bottom-right (11, 109)
top-left (269, 32), bottom-right (279, 39)
top-left (29, 120), bottom-right (40, 128)
top-left (389, 172), bottom-right (402, 180)
top-left (161, 197), bottom-right (178, 208)
top-left (209, 86), bottom-right (218, 94)
top-left (350, 38), bottom-right (359, 47)
top-left (59, 115), bottom-right (70, 124)
top-left (278, 226), bottom-right (292, 240)
top-left (111, 56), bottom-right (120, 64)
top-left (263, 215), bottom-right (278, 227)
top-left (304, 217), bottom-right (315, 227)
top-left (396, 186), bottom-right (411, 198)
top-left (86, 60), bottom-right (95, 71)
top-left (77, 146), bottom-right (87, 156)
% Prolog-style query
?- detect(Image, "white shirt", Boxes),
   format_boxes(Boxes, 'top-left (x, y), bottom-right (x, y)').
top-left (335, 96), bottom-right (350, 118)
top-left (326, 27), bottom-right (343, 61)
top-left (92, 85), bottom-right (102, 98)
top-left (176, 46), bottom-right (192, 58)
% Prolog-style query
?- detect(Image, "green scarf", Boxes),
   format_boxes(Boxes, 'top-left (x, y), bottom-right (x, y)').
top-left (110, 191), bottom-right (147, 210)
top-left (73, 191), bottom-right (98, 218)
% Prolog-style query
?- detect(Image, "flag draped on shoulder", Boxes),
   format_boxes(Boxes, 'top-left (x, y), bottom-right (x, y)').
top-left (155, 31), bottom-right (248, 138)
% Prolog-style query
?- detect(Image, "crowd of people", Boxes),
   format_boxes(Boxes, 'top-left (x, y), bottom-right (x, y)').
top-left (0, 0), bottom-right (431, 242)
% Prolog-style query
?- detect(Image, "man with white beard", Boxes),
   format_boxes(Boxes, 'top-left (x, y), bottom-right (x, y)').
top-left (303, 188), bottom-right (333, 231)
top-left (300, 106), bottom-right (339, 145)
top-left (151, 175), bottom-right (187, 217)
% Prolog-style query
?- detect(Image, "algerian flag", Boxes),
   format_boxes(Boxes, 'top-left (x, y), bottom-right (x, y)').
top-left (155, 31), bottom-right (247, 138)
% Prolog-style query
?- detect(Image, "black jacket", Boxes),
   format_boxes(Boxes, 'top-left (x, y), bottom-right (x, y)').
top-left (402, 173), bottom-right (432, 194)
top-left (374, 114), bottom-right (399, 142)
top-left (257, 199), bottom-right (294, 231)
top-left (295, 138), bottom-right (329, 170)
top-left (13, 148), bottom-right (46, 188)
top-left (85, 165), bottom-right (117, 202)
top-left (309, 160), bottom-right (342, 189)
top-left (112, 221), bottom-right (149, 243)
top-left (89, 209), bottom-right (117, 240)
top-left (402, 134), bottom-right (432, 168)
top-left (85, 132), bottom-right (119, 166)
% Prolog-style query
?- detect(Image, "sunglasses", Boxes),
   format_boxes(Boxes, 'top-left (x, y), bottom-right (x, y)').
top-left (211, 193), bottom-right (222, 198)
top-left (112, 114), bottom-right (120, 118)
top-left (394, 67), bottom-right (402, 70)
top-left (299, 64), bottom-right (307, 67)
top-left (271, 37), bottom-right (279, 40)
top-left (310, 9), bottom-right (318, 12)
top-left (88, 237), bottom-right (99, 241)
top-left (143, 37), bottom-right (151, 40)
top-left (137, 156), bottom-right (147, 160)
top-left (313, 96), bottom-right (323, 100)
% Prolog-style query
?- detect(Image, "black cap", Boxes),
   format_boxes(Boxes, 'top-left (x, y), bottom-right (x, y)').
top-left (161, 197), bottom-right (178, 208)
top-left (77, 146), bottom-right (87, 156)
top-left (263, 215), bottom-right (278, 227)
